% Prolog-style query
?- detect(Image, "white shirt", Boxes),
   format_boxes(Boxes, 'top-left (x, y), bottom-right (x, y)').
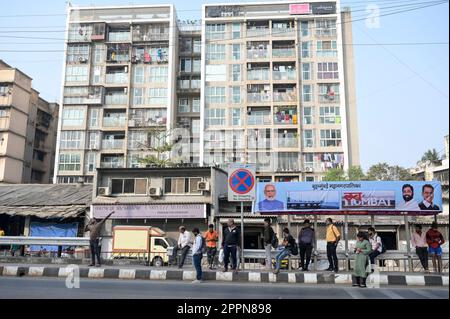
top-left (178, 231), bottom-right (192, 248)
top-left (192, 234), bottom-right (203, 255)
top-left (397, 199), bottom-right (420, 211)
top-left (421, 200), bottom-right (432, 208)
top-left (369, 234), bottom-right (382, 252)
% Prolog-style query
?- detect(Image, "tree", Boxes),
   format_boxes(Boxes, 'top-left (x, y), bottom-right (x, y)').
top-left (322, 166), bottom-right (365, 181)
top-left (366, 162), bottom-right (414, 181)
top-left (420, 149), bottom-right (442, 165)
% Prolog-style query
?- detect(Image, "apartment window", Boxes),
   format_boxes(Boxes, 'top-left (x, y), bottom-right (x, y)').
top-left (67, 44), bottom-right (89, 63)
top-left (87, 132), bottom-right (100, 149)
top-left (303, 129), bottom-right (315, 148)
top-left (319, 84), bottom-right (340, 102)
top-left (128, 153), bottom-right (144, 168)
top-left (206, 24), bottom-right (226, 40)
top-left (232, 23), bottom-right (241, 39)
top-left (149, 66), bottom-right (168, 82)
top-left (85, 152), bottom-right (96, 173)
top-left (193, 39), bottom-right (201, 53)
top-left (206, 44), bottom-right (226, 61)
top-left (65, 65), bottom-right (89, 83)
top-left (192, 58), bottom-right (201, 73)
top-left (206, 108), bottom-right (226, 126)
top-left (132, 88), bottom-right (144, 106)
top-left (181, 38), bottom-right (192, 53)
top-left (62, 108), bottom-right (85, 127)
top-left (192, 98), bottom-right (200, 113)
top-left (232, 44), bottom-right (241, 61)
top-left (303, 107), bottom-right (313, 125)
top-left (205, 87), bottom-right (225, 104)
top-left (317, 40), bottom-right (337, 57)
top-left (319, 106), bottom-right (341, 124)
top-left (128, 131), bottom-right (147, 149)
top-left (60, 131), bottom-right (84, 149)
top-left (317, 62), bottom-right (338, 79)
top-left (192, 119), bottom-right (200, 135)
top-left (231, 108), bottom-right (242, 126)
top-left (315, 19), bottom-right (337, 37)
top-left (0, 86), bottom-right (9, 96)
top-left (277, 152), bottom-right (299, 171)
top-left (180, 58), bottom-right (192, 73)
top-left (88, 108), bottom-right (100, 128)
top-left (111, 178), bottom-right (147, 195)
top-left (59, 154), bottom-right (81, 171)
top-left (206, 65), bottom-right (226, 82)
top-left (301, 41), bottom-right (312, 58)
top-left (302, 84), bottom-right (313, 102)
top-left (231, 86), bottom-right (241, 104)
top-left (178, 99), bottom-right (189, 113)
top-left (133, 66), bottom-right (145, 84)
top-left (231, 64), bottom-right (242, 82)
top-left (300, 21), bottom-right (309, 37)
top-left (93, 44), bottom-right (105, 64)
top-left (302, 63), bottom-right (312, 81)
top-left (92, 66), bottom-right (103, 84)
top-left (148, 88), bottom-right (167, 105)
top-left (320, 129), bottom-right (341, 147)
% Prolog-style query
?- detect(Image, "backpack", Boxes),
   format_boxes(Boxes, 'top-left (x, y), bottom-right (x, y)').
top-left (200, 236), bottom-right (208, 255)
top-left (271, 232), bottom-right (279, 249)
top-left (290, 241), bottom-right (299, 256)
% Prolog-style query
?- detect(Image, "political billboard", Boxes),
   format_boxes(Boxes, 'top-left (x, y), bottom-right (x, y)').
top-left (255, 181), bottom-right (442, 215)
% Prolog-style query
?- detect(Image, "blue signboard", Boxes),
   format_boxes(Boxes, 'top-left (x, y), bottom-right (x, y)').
top-left (255, 181), bottom-right (443, 215)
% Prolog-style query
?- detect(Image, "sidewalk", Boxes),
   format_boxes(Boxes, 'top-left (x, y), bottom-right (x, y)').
top-left (1, 263), bottom-right (448, 287)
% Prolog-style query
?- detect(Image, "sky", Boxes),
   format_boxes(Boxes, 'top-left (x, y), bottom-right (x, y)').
top-left (0, 0), bottom-right (448, 171)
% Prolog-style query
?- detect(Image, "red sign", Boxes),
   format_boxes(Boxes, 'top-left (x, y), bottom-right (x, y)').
top-left (289, 3), bottom-right (310, 15)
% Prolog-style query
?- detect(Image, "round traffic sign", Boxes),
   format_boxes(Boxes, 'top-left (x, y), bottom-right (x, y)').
top-left (229, 169), bottom-right (255, 195)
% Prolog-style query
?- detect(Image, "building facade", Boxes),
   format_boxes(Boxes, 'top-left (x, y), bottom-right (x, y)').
top-left (55, 1), bottom-right (359, 184)
top-left (0, 60), bottom-right (59, 184)
top-left (201, 0), bottom-right (359, 182)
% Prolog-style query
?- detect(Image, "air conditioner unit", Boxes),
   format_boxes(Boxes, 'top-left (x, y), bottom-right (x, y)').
top-left (305, 167), bottom-right (313, 172)
top-left (98, 187), bottom-right (111, 196)
top-left (197, 181), bottom-right (210, 191)
top-left (149, 187), bottom-right (162, 197)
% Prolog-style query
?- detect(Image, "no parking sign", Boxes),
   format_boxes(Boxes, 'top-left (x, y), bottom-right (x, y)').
top-left (228, 164), bottom-right (256, 202)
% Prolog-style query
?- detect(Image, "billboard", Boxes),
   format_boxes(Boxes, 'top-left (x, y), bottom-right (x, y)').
top-left (311, 2), bottom-right (336, 14)
top-left (255, 181), bottom-right (442, 215)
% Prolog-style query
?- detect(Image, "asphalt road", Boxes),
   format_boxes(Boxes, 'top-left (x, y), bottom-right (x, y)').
top-left (0, 277), bottom-right (448, 299)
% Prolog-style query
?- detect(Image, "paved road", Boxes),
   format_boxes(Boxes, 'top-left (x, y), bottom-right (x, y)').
top-left (0, 277), bottom-right (447, 299)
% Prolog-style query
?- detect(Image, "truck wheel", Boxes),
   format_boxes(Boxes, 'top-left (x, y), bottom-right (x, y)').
top-left (153, 257), bottom-right (164, 267)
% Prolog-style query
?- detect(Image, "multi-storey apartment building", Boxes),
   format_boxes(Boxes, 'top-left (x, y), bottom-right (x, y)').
top-left (201, 0), bottom-right (359, 182)
top-left (55, 1), bottom-right (359, 184)
top-left (55, 5), bottom-right (178, 183)
top-left (0, 60), bottom-right (59, 184)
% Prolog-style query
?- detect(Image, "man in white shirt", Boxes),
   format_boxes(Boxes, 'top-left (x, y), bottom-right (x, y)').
top-left (170, 226), bottom-right (192, 268)
top-left (191, 227), bottom-right (203, 283)
top-left (397, 184), bottom-right (420, 211)
top-left (368, 227), bottom-right (383, 272)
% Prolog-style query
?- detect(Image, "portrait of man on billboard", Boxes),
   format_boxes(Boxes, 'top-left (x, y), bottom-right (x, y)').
top-left (397, 184), bottom-right (420, 211)
top-left (258, 184), bottom-right (284, 211)
top-left (418, 184), bottom-right (440, 210)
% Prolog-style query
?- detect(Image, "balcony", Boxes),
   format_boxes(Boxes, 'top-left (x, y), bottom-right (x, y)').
top-left (274, 108), bottom-right (298, 125)
top-left (271, 28), bottom-right (296, 38)
top-left (101, 139), bottom-right (125, 150)
top-left (132, 25), bottom-right (170, 42)
top-left (272, 47), bottom-right (296, 59)
top-left (103, 117), bottom-right (126, 128)
top-left (105, 73), bottom-right (128, 84)
top-left (247, 49), bottom-right (269, 60)
top-left (247, 114), bottom-right (271, 126)
top-left (247, 68), bottom-right (269, 81)
top-left (246, 27), bottom-right (270, 38)
top-left (100, 159), bottom-right (124, 168)
top-left (273, 69), bottom-right (296, 81)
top-left (247, 92), bottom-right (271, 103)
top-left (105, 94), bottom-right (128, 105)
top-left (319, 93), bottom-right (340, 103)
top-left (273, 91), bottom-right (297, 103)
top-left (303, 163), bottom-right (325, 173)
top-left (108, 31), bottom-right (131, 42)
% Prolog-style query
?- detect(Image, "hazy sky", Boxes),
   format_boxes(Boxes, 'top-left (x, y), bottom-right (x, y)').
top-left (0, 0), bottom-right (448, 170)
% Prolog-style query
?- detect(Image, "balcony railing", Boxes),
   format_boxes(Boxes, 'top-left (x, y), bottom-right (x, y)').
top-left (103, 117), bottom-right (126, 127)
top-left (105, 73), bottom-right (128, 84)
top-left (273, 69), bottom-right (296, 81)
top-left (100, 160), bottom-right (124, 168)
top-left (105, 95), bottom-right (128, 105)
top-left (273, 91), bottom-right (297, 102)
top-left (101, 139), bottom-right (125, 149)
top-left (247, 69), bottom-right (270, 81)
top-left (274, 112), bottom-right (298, 125)
top-left (133, 32), bottom-right (169, 42)
top-left (276, 138), bottom-right (298, 148)
top-left (248, 138), bottom-right (271, 149)
top-left (247, 93), bottom-right (271, 103)
top-left (271, 29), bottom-right (296, 38)
top-left (247, 50), bottom-right (269, 59)
top-left (272, 48), bottom-right (296, 58)
top-left (247, 115), bottom-right (271, 125)
top-left (247, 27), bottom-right (270, 38)
top-left (108, 32), bottom-right (131, 42)
top-left (318, 93), bottom-right (340, 103)
top-left (303, 163), bottom-right (326, 172)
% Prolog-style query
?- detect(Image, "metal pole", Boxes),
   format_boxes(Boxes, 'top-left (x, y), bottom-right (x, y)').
top-left (371, 215), bottom-right (375, 227)
top-left (287, 214), bottom-right (291, 270)
top-left (240, 201), bottom-right (244, 270)
top-left (344, 214), bottom-right (349, 271)
top-left (404, 215), bottom-right (413, 272)
top-left (313, 215), bottom-right (318, 272)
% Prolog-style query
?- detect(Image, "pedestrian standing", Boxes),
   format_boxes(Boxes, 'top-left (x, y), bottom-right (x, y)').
top-left (411, 224), bottom-right (429, 272)
top-left (368, 227), bottom-right (383, 272)
top-left (273, 228), bottom-right (296, 274)
top-left (325, 218), bottom-right (341, 273)
top-left (191, 228), bottom-right (203, 283)
top-left (298, 219), bottom-right (315, 271)
top-left (353, 231), bottom-right (372, 288)
top-left (204, 224), bottom-right (219, 270)
top-left (170, 226), bottom-right (192, 268)
top-left (263, 218), bottom-right (276, 270)
top-left (222, 219), bottom-right (241, 274)
top-left (84, 211), bottom-right (114, 267)
top-left (426, 222), bottom-right (445, 273)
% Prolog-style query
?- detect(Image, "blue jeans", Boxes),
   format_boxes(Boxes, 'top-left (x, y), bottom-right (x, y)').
top-left (193, 254), bottom-right (203, 280)
top-left (275, 248), bottom-right (291, 271)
